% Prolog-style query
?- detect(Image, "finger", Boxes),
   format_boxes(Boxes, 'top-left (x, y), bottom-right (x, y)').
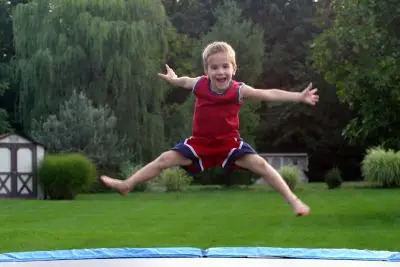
top-left (166, 64), bottom-right (174, 73)
top-left (310, 88), bottom-right (318, 94)
top-left (302, 83), bottom-right (312, 93)
top-left (157, 73), bottom-right (168, 79)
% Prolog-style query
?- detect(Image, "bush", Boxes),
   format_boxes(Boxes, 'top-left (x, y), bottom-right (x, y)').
top-left (325, 167), bottom-right (343, 189)
top-left (158, 167), bottom-right (192, 192)
top-left (225, 169), bottom-right (256, 187)
top-left (362, 147), bottom-right (400, 187)
top-left (278, 165), bottom-right (302, 191)
top-left (193, 167), bottom-right (255, 187)
top-left (31, 90), bottom-right (128, 168)
top-left (120, 162), bottom-right (148, 192)
top-left (193, 167), bottom-right (226, 185)
top-left (39, 153), bottom-right (97, 199)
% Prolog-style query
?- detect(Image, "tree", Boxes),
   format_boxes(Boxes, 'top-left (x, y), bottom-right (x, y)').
top-left (0, 0), bottom-right (26, 132)
top-left (161, 24), bottom-right (196, 140)
top-left (31, 90), bottom-right (127, 168)
top-left (13, 0), bottom-right (170, 161)
top-left (313, 0), bottom-right (400, 149)
top-left (0, 61), bottom-right (11, 132)
top-left (235, 0), bottom-right (364, 181)
top-left (162, 0), bottom-right (224, 38)
top-left (240, 0), bottom-right (329, 151)
top-left (239, 0), bottom-right (320, 88)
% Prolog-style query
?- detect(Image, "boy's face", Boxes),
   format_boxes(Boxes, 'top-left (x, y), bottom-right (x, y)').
top-left (205, 52), bottom-right (236, 92)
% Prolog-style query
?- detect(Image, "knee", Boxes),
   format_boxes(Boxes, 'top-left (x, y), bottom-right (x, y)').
top-left (252, 156), bottom-right (268, 171)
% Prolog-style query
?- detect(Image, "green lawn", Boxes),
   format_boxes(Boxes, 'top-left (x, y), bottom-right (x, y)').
top-left (0, 183), bottom-right (399, 253)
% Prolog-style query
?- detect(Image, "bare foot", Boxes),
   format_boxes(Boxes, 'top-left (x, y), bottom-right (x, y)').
top-left (99, 176), bottom-right (131, 196)
top-left (292, 198), bottom-right (310, 216)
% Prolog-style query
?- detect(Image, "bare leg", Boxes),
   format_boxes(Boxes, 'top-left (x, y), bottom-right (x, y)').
top-left (235, 154), bottom-right (310, 216)
top-left (100, 151), bottom-right (192, 195)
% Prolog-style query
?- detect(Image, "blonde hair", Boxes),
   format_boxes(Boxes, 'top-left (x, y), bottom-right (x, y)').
top-left (202, 41), bottom-right (237, 70)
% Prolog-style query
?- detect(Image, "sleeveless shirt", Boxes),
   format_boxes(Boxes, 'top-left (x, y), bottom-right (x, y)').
top-left (192, 76), bottom-right (243, 139)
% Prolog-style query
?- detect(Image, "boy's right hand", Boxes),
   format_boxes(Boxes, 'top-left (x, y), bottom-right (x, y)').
top-left (158, 64), bottom-right (197, 90)
top-left (158, 64), bottom-right (178, 84)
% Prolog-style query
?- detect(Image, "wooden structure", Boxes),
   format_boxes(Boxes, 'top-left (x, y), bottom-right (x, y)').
top-left (0, 133), bottom-right (45, 199)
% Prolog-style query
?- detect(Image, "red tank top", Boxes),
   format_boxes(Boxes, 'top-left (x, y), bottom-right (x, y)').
top-left (192, 76), bottom-right (243, 139)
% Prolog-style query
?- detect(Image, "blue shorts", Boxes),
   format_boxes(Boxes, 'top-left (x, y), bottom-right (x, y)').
top-left (171, 136), bottom-right (256, 175)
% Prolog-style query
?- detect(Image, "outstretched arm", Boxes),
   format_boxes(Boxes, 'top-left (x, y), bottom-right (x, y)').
top-left (158, 64), bottom-right (198, 90)
top-left (241, 83), bottom-right (319, 105)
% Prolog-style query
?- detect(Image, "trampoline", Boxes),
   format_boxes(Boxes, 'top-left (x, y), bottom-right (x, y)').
top-left (1, 247), bottom-right (399, 266)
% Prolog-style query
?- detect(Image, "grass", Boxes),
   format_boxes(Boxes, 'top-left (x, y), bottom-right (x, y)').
top-left (0, 183), bottom-right (399, 253)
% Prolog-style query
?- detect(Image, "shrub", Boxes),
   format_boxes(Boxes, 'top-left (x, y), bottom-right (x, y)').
top-left (278, 165), bottom-right (302, 191)
top-left (193, 167), bottom-right (255, 187)
top-left (31, 90), bottom-right (128, 168)
top-left (120, 162), bottom-right (148, 192)
top-left (325, 167), bottom-right (343, 189)
top-left (362, 147), bottom-right (400, 187)
top-left (193, 167), bottom-right (225, 185)
top-left (158, 167), bottom-right (192, 192)
top-left (224, 169), bottom-right (256, 187)
top-left (39, 153), bottom-right (97, 199)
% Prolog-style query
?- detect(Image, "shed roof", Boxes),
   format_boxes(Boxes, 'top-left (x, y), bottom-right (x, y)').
top-left (0, 133), bottom-right (45, 147)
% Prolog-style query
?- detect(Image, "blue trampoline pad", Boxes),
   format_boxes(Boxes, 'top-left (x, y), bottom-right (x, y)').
top-left (0, 247), bottom-right (399, 267)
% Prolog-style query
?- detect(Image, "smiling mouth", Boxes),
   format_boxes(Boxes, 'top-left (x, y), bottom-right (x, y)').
top-left (216, 77), bottom-right (227, 83)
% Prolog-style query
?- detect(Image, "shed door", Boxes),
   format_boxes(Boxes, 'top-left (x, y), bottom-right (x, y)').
top-left (0, 145), bottom-right (12, 197)
top-left (0, 144), bottom-right (37, 198)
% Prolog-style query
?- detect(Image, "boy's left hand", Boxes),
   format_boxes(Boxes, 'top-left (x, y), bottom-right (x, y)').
top-left (300, 83), bottom-right (319, 105)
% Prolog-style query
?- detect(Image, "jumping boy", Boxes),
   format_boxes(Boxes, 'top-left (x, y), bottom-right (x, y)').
top-left (100, 41), bottom-right (319, 216)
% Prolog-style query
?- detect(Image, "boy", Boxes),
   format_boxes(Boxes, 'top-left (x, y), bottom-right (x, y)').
top-left (101, 41), bottom-right (319, 216)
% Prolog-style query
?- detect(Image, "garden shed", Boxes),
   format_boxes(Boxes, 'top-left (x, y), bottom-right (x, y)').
top-left (0, 133), bottom-right (45, 199)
